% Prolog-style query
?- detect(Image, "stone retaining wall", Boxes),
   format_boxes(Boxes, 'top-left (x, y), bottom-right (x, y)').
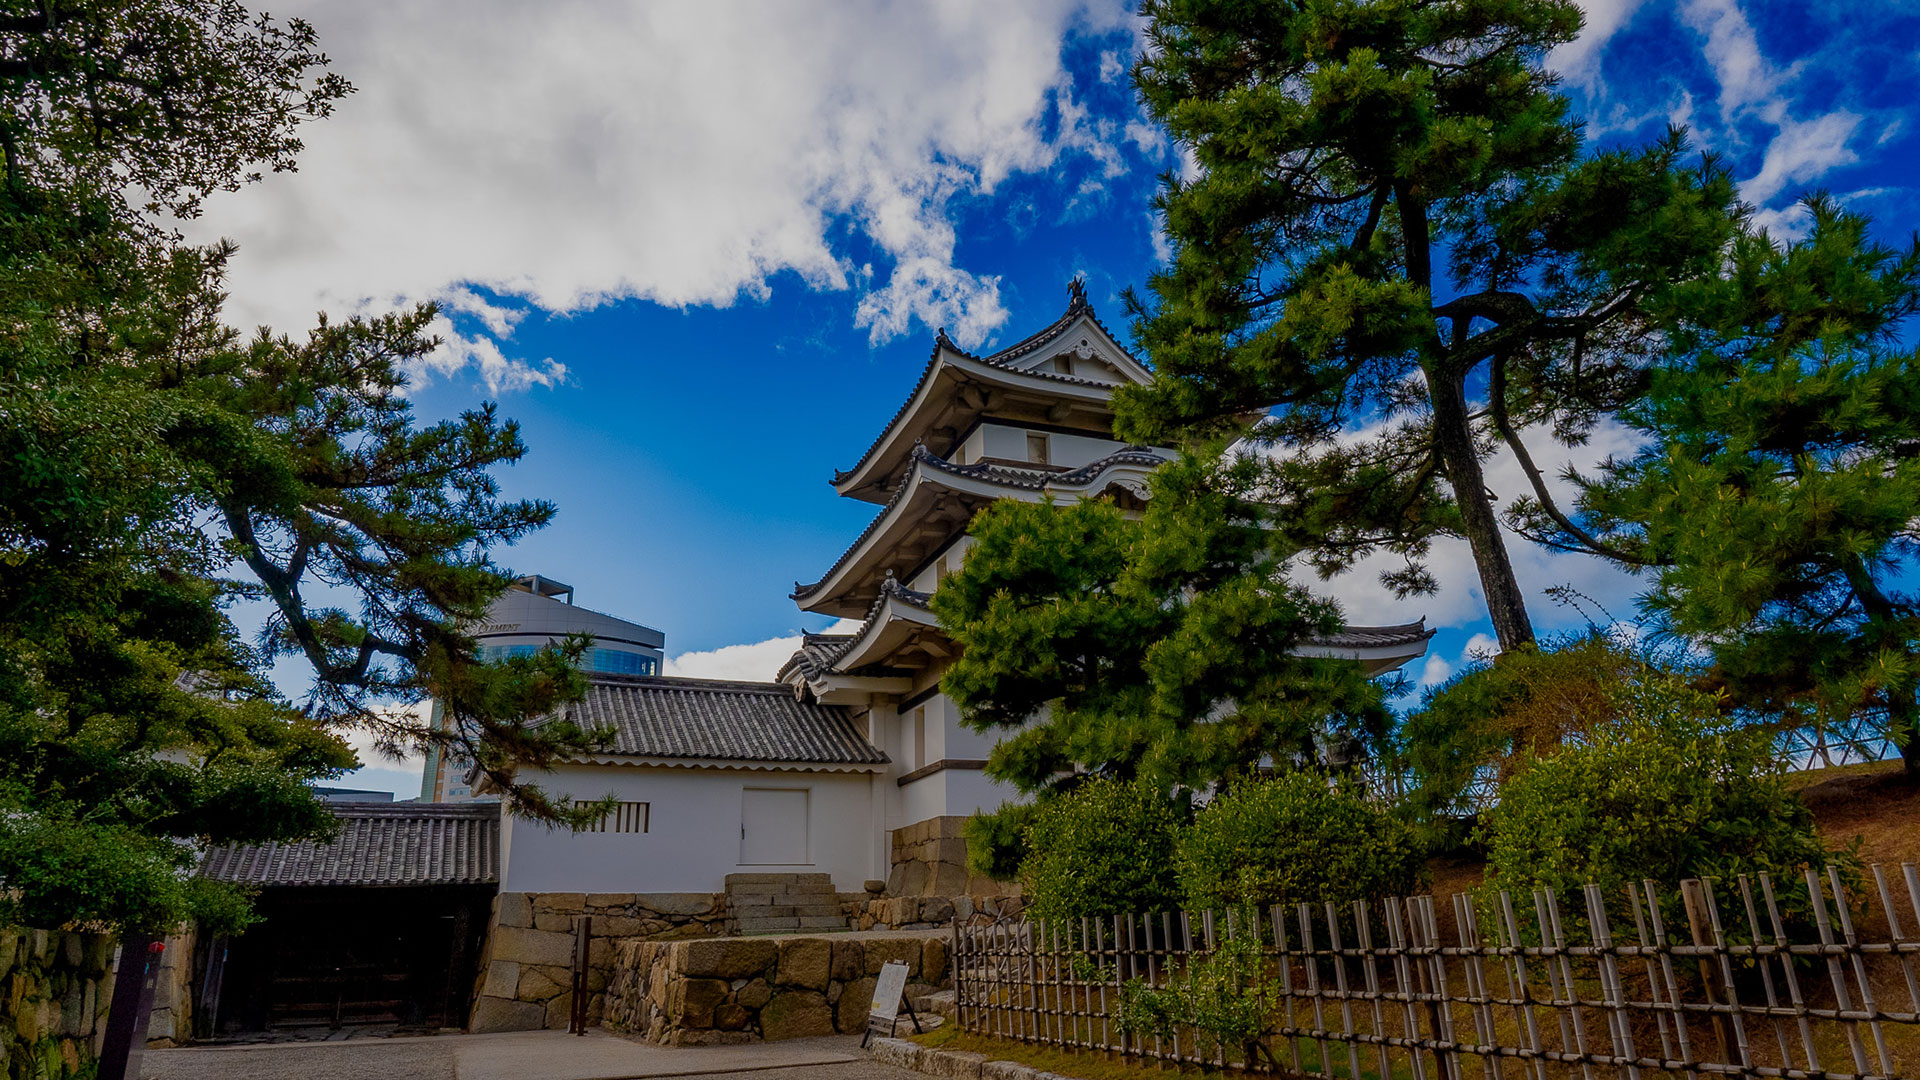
top-left (468, 891), bottom-right (727, 1033)
top-left (603, 932), bottom-right (949, 1046)
top-left (0, 927), bottom-right (116, 1080)
top-left (852, 893), bottom-right (1024, 932)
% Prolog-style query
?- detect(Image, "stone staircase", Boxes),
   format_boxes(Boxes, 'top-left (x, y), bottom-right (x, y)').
top-left (724, 873), bottom-right (852, 935)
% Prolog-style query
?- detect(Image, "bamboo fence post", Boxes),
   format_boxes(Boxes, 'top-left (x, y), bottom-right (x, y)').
top-left (1388, 897), bottom-right (1432, 1080)
top-left (1495, 890), bottom-right (1547, 1080)
top-left (1871, 865), bottom-right (1920, 1022)
top-left (1757, 873), bottom-right (1821, 1075)
top-left (1804, 867), bottom-right (1872, 1076)
top-left (1357, 900), bottom-right (1394, 1080)
top-left (1453, 893), bottom-right (1499, 1080)
top-left (1695, 879), bottom-right (1754, 1070)
top-left (1733, 875), bottom-right (1793, 1069)
top-left (1581, 883), bottom-right (1639, 1080)
top-left (1175, 907), bottom-right (1190, 1068)
top-left (1679, 879), bottom-right (1735, 1068)
top-left (1827, 864), bottom-right (1894, 1076)
top-left (1324, 901), bottom-right (1364, 1080)
top-left (1540, 889), bottom-right (1594, 1080)
top-left (1273, 903), bottom-right (1302, 1078)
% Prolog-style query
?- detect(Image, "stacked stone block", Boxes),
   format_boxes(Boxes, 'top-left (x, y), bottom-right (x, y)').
top-left (724, 874), bottom-right (861, 935)
top-left (852, 892), bottom-right (1024, 932)
top-left (602, 931), bottom-right (949, 1046)
top-left (0, 928), bottom-right (116, 1080)
top-left (886, 817), bottom-right (1019, 897)
top-left (468, 891), bottom-right (728, 1033)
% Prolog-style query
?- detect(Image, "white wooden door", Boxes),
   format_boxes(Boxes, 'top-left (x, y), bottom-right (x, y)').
top-left (739, 787), bottom-right (809, 865)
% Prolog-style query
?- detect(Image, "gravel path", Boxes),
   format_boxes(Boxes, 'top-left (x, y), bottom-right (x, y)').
top-left (140, 1031), bottom-right (923, 1080)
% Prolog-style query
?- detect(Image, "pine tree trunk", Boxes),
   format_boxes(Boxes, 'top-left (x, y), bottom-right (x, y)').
top-left (1890, 674), bottom-right (1919, 778)
top-left (1428, 366), bottom-right (1536, 652)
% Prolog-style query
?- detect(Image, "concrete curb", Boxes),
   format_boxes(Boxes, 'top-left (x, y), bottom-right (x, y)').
top-left (867, 1037), bottom-right (1086, 1080)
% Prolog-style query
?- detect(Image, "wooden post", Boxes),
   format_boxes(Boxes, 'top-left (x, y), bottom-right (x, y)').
top-left (569, 915), bottom-right (592, 1035)
top-left (1679, 879), bottom-right (1733, 1067)
top-left (98, 936), bottom-right (165, 1080)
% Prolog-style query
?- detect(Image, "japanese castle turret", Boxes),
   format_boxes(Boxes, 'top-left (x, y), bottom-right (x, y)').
top-left (780, 281), bottom-right (1436, 897)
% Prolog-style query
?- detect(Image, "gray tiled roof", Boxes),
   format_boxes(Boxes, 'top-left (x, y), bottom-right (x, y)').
top-left (777, 632), bottom-right (859, 682)
top-left (564, 675), bottom-right (888, 765)
top-left (199, 802), bottom-right (498, 888)
top-left (1312, 620), bottom-right (1436, 649)
top-left (832, 287), bottom-right (1145, 488)
top-left (916, 444), bottom-right (1169, 491)
top-left (795, 445), bottom-right (1169, 602)
top-left (779, 577), bottom-right (932, 684)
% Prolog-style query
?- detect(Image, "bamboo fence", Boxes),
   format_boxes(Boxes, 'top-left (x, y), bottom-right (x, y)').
top-left (951, 864), bottom-right (1920, 1080)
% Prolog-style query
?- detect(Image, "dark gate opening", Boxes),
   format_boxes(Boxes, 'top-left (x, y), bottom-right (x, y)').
top-left (210, 884), bottom-right (492, 1035)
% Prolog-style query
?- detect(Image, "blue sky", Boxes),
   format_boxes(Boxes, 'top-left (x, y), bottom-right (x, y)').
top-left (192, 0), bottom-right (1920, 795)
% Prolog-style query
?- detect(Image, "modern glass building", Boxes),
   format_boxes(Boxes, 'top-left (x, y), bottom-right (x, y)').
top-left (420, 575), bottom-right (667, 800)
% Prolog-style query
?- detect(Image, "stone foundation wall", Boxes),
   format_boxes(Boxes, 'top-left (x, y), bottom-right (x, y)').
top-left (603, 932), bottom-right (949, 1046)
top-left (468, 891), bottom-right (727, 1033)
top-left (886, 816), bottom-right (1019, 898)
top-left (0, 927), bottom-right (117, 1080)
top-left (851, 893), bottom-right (1024, 932)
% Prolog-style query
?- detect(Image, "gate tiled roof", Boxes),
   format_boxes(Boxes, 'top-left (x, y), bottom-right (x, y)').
top-left (199, 802), bottom-right (498, 887)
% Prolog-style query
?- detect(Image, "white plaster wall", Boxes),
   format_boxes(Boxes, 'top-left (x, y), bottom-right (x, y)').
top-left (897, 767), bottom-right (950, 826)
top-left (909, 534), bottom-right (972, 594)
top-left (499, 763), bottom-right (879, 893)
top-left (889, 694), bottom-right (1032, 830)
top-left (1048, 430), bottom-right (1127, 469)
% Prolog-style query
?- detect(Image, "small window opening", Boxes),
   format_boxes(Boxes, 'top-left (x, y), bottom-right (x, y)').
top-left (580, 801), bottom-right (649, 833)
top-left (1027, 433), bottom-right (1050, 464)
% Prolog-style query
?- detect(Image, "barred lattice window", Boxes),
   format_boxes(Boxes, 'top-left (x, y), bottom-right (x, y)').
top-left (578, 801), bottom-right (649, 833)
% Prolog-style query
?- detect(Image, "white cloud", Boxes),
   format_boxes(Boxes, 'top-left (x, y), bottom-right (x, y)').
top-left (1301, 420), bottom-right (1647, 635)
top-left (665, 619), bottom-right (865, 683)
top-left (1417, 654), bottom-right (1453, 688)
top-left (187, 0), bottom-right (1136, 383)
top-left (1678, 0), bottom-right (1793, 121)
top-left (1549, 0), bottom-right (1654, 93)
top-left (1741, 110), bottom-right (1863, 207)
top-left (1463, 633), bottom-right (1502, 662)
top-left (1551, 1), bottom-right (1867, 254)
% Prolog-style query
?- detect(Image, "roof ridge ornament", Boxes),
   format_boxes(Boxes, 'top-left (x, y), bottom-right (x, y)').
top-left (1067, 276), bottom-right (1088, 309)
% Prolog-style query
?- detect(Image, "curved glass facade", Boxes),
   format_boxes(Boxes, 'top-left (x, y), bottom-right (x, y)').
top-left (478, 643), bottom-right (657, 676)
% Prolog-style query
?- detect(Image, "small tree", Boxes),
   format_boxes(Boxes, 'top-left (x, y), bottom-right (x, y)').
top-left (1479, 675), bottom-right (1853, 923)
top-left (1019, 777), bottom-right (1186, 925)
top-left (1402, 632), bottom-right (1650, 820)
top-left (1177, 772), bottom-right (1425, 912)
top-left (936, 455), bottom-right (1392, 876)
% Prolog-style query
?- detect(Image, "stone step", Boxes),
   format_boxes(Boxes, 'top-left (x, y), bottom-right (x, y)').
top-left (726, 873), bottom-right (830, 886)
top-left (735, 916), bottom-right (802, 933)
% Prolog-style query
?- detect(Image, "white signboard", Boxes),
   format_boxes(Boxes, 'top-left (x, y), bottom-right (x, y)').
top-left (863, 960), bottom-right (914, 1045)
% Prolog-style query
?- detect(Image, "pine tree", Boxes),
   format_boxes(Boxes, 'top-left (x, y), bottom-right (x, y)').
top-left (1120, 0), bottom-right (1739, 650)
top-left (933, 452), bottom-right (1392, 870)
top-left (0, 0), bottom-right (604, 931)
top-left (1576, 199), bottom-right (1920, 776)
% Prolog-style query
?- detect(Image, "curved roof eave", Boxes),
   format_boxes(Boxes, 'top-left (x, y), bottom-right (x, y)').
top-left (793, 445), bottom-right (1170, 615)
top-left (830, 347), bottom-right (1130, 501)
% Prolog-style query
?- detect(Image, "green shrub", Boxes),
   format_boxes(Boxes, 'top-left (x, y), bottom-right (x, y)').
top-left (1020, 777), bottom-right (1185, 923)
top-left (964, 802), bottom-right (1038, 881)
top-left (1118, 917), bottom-right (1280, 1064)
top-left (1479, 675), bottom-right (1857, 926)
top-left (1177, 772), bottom-right (1426, 912)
